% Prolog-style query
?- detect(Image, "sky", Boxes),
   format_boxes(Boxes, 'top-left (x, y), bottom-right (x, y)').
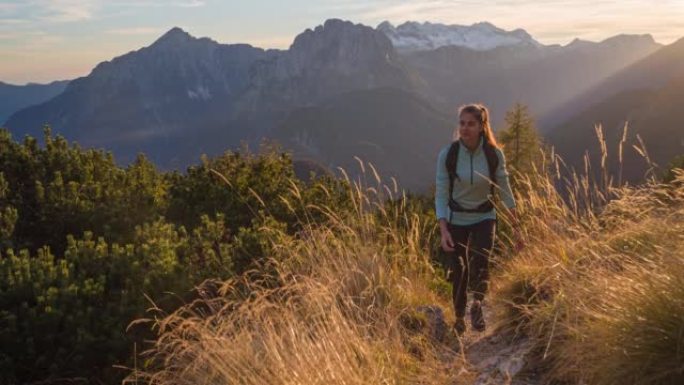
top-left (2, 0), bottom-right (684, 84)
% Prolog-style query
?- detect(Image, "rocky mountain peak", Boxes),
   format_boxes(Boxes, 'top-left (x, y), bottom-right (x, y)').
top-left (291, 18), bottom-right (393, 52)
top-left (151, 27), bottom-right (196, 49)
top-left (564, 34), bottom-right (660, 52)
top-left (601, 33), bottom-right (658, 47)
top-left (376, 20), bottom-right (542, 52)
top-left (242, 18), bottom-right (413, 114)
top-left (285, 18), bottom-right (398, 74)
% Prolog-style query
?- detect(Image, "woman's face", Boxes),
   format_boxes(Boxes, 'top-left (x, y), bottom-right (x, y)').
top-left (458, 112), bottom-right (483, 142)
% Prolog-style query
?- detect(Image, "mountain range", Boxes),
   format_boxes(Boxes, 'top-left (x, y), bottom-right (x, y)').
top-left (3, 19), bottom-right (682, 190)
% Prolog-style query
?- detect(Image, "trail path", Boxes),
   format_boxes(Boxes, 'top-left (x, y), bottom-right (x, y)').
top-left (460, 305), bottom-right (538, 385)
top-left (421, 303), bottom-right (540, 384)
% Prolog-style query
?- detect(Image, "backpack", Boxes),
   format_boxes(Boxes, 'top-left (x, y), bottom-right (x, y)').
top-left (445, 139), bottom-right (499, 214)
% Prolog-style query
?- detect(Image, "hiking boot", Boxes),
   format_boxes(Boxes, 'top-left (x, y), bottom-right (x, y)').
top-left (470, 301), bottom-right (486, 332)
top-left (453, 317), bottom-right (466, 336)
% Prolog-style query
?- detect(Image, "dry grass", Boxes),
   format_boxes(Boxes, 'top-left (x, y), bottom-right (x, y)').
top-left (492, 125), bottom-right (684, 384)
top-left (125, 162), bottom-right (469, 385)
top-left (127, 125), bottom-right (684, 385)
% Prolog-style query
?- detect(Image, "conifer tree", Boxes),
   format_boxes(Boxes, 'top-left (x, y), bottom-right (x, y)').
top-left (497, 103), bottom-right (545, 187)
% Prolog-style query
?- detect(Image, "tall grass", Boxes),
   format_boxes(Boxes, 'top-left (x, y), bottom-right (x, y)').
top-left (125, 160), bottom-right (469, 385)
top-left (492, 125), bottom-right (684, 384)
top-left (127, 125), bottom-right (684, 385)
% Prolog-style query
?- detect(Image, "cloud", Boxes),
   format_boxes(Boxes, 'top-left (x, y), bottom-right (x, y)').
top-left (176, 0), bottom-right (205, 7)
top-left (0, 31), bottom-right (19, 40)
top-left (0, 18), bottom-right (29, 25)
top-left (0, 0), bottom-right (97, 23)
top-left (0, 0), bottom-right (207, 25)
top-left (106, 0), bottom-right (206, 7)
top-left (0, 3), bottom-right (21, 13)
top-left (105, 26), bottom-right (164, 35)
top-left (43, 0), bottom-right (96, 22)
top-left (0, 30), bottom-right (65, 51)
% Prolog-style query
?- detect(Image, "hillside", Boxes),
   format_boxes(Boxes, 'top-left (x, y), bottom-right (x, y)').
top-left (5, 20), bottom-right (419, 170)
top-left (405, 34), bottom-right (660, 127)
top-left (275, 87), bottom-right (453, 191)
top-left (2, 117), bottom-right (683, 385)
top-left (238, 19), bottom-right (419, 120)
top-left (4, 28), bottom-right (276, 167)
top-left (125, 146), bottom-right (684, 385)
top-left (0, 80), bottom-right (69, 124)
top-left (543, 36), bottom-right (684, 129)
top-left (548, 52), bottom-right (684, 183)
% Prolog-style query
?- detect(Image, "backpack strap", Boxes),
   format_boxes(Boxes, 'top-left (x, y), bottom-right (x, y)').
top-left (482, 141), bottom-right (499, 195)
top-left (445, 141), bottom-right (461, 204)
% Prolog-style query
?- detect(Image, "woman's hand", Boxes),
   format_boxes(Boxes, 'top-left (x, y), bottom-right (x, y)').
top-left (441, 229), bottom-right (455, 252)
top-left (439, 218), bottom-right (455, 252)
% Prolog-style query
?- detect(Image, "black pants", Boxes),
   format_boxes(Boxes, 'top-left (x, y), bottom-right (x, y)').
top-left (443, 219), bottom-right (496, 318)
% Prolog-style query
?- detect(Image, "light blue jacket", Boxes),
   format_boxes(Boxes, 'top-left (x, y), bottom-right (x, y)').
top-left (435, 137), bottom-right (516, 225)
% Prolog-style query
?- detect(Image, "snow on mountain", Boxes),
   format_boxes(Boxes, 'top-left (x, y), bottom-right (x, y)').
top-left (377, 21), bottom-right (543, 52)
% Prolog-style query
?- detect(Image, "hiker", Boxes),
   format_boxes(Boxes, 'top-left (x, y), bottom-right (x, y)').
top-left (434, 103), bottom-right (523, 336)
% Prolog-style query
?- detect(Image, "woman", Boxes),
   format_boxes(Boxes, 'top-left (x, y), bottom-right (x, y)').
top-left (434, 103), bottom-right (522, 335)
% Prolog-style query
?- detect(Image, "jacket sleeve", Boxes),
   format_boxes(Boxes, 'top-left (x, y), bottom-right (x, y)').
top-left (435, 146), bottom-right (450, 220)
top-left (495, 148), bottom-right (516, 209)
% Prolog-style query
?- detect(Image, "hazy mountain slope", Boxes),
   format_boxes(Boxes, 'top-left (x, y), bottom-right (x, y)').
top-left (5, 20), bottom-right (419, 169)
top-left (548, 75), bottom-right (684, 183)
top-left (275, 87), bottom-right (454, 191)
top-left (238, 19), bottom-right (419, 123)
top-left (542, 36), bottom-right (684, 129)
top-left (404, 34), bottom-right (661, 128)
top-left (4, 28), bottom-right (276, 167)
top-left (0, 80), bottom-right (69, 124)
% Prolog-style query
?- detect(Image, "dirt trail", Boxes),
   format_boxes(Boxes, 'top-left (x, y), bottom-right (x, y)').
top-left (460, 305), bottom-right (538, 385)
top-left (421, 303), bottom-right (539, 384)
